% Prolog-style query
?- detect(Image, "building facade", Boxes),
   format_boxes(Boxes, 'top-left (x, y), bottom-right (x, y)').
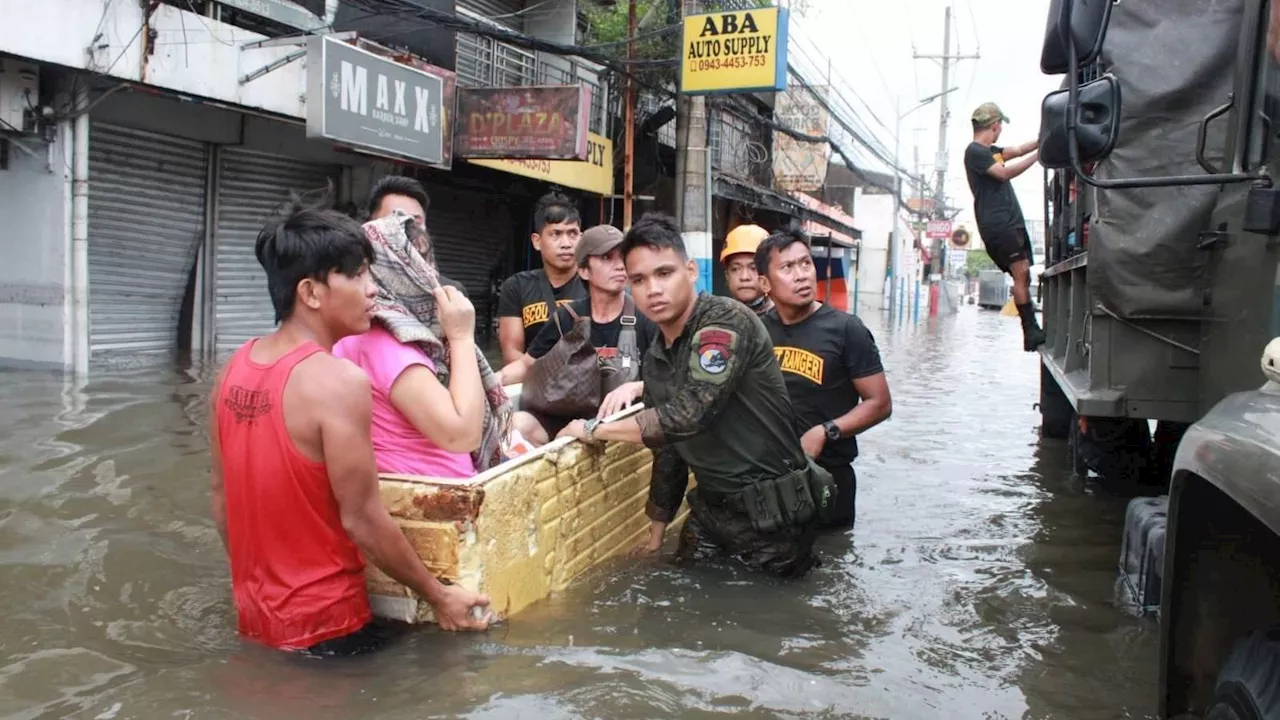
top-left (0, 0), bottom-right (611, 372)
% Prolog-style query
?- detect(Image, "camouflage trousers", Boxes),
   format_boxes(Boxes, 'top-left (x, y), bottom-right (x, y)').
top-left (673, 488), bottom-right (820, 578)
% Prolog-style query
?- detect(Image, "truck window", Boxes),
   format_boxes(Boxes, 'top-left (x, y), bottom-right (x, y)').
top-left (1247, 1), bottom-right (1280, 169)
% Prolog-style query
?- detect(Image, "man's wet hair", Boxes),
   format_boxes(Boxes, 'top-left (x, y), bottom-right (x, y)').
top-left (366, 175), bottom-right (430, 220)
top-left (754, 227), bottom-right (812, 276)
top-left (620, 212), bottom-right (689, 261)
top-left (533, 192), bottom-right (581, 232)
top-left (255, 197), bottom-right (375, 323)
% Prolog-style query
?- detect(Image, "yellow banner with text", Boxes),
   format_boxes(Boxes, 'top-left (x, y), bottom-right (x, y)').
top-left (468, 133), bottom-right (614, 196)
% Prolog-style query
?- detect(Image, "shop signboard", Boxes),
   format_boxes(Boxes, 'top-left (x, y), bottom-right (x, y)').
top-left (468, 132), bottom-right (614, 196)
top-left (925, 219), bottom-right (953, 239)
top-left (772, 85), bottom-right (830, 192)
top-left (454, 86), bottom-right (591, 161)
top-left (680, 7), bottom-right (789, 95)
top-left (305, 35), bottom-right (452, 168)
top-left (218, 0), bottom-right (326, 31)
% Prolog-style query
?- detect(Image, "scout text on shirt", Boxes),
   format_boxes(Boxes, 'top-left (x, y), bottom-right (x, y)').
top-left (774, 345), bottom-right (825, 385)
top-left (520, 298), bottom-right (576, 328)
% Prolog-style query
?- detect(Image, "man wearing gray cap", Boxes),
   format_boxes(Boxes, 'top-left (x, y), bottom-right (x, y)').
top-left (499, 224), bottom-right (658, 444)
top-left (965, 102), bottom-right (1045, 351)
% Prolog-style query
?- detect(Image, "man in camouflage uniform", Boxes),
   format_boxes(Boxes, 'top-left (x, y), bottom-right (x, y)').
top-left (558, 213), bottom-right (819, 578)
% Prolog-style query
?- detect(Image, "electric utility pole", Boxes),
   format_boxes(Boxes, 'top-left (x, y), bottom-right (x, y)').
top-left (914, 5), bottom-right (978, 278)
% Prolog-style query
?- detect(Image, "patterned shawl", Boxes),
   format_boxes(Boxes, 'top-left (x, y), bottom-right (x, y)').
top-left (362, 212), bottom-right (512, 472)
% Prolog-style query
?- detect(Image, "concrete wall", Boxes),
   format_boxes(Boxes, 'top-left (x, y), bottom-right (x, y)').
top-left (0, 126), bottom-right (71, 368)
top-left (853, 188), bottom-right (919, 313)
top-left (0, 1), bottom-right (311, 120)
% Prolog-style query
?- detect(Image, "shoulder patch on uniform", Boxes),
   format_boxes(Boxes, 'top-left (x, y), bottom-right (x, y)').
top-left (691, 326), bottom-right (739, 381)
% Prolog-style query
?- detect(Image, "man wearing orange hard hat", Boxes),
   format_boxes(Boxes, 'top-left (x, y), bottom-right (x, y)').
top-left (720, 224), bottom-right (774, 316)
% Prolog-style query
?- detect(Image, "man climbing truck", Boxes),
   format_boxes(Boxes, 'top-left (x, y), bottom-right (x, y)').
top-left (1037, 0), bottom-right (1280, 716)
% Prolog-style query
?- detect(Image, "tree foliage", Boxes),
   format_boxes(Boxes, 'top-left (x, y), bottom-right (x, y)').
top-left (578, 0), bottom-right (775, 88)
top-left (965, 249), bottom-right (997, 278)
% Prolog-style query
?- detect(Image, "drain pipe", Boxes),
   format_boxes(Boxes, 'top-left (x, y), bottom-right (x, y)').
top-left (71, 86), bottom-right (90, 376)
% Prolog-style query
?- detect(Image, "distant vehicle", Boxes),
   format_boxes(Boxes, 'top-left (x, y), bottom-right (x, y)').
top-left (1038, 0), bottom-right (1280, 716)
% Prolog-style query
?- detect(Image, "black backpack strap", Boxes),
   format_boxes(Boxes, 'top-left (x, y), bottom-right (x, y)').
top-left (616, 295), bottom-right (641, 374)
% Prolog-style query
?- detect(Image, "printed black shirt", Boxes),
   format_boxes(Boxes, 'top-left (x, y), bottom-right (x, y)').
top-left (526, 295), bottom-right (658, 361)
top-left (762, 304), bottom-right (884, 466)
top-left (496, 270), bottom-right (588, 350)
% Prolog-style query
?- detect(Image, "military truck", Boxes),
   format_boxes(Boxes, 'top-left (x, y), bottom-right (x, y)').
top-left (1038, 0), bottom-right (1280, 715)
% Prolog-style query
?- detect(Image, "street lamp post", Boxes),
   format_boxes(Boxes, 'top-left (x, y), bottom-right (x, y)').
top-left (888, 87), bottom-right (957, 320)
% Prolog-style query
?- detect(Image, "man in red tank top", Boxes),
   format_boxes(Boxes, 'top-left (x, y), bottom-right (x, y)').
top-left (208, 205), bottom-right (493, 655)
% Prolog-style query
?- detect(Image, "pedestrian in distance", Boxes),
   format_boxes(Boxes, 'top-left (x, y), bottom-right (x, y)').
top-left (207, 201), bottom-right (493, 658)
top-left (964, 102), bottom-right (1046, 351)
top-left (556, 212), bottom-right (837, 579)
top-left (757, 228), bottom-right (893, 531)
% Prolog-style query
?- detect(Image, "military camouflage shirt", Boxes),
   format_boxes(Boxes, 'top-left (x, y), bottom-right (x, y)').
top-left (635, 293), bottom-right (807, 523)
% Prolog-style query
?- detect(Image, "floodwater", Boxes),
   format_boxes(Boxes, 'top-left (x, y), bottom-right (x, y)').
top-left (0, 306), bottom-right (1159, 720)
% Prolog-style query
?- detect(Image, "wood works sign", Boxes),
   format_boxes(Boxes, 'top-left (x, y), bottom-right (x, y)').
top-left (680, 7), bottom-right (790, 95)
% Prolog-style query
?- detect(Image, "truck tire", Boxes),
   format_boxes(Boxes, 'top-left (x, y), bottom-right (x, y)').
top-left (1205, 629), bottom-right (1280, 719)
top-left (1040, 364), bottom-right (1072, 439)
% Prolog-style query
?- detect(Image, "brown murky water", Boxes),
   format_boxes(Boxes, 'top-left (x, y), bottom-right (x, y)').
top-left (0, 307), bottom-right (1158, 719)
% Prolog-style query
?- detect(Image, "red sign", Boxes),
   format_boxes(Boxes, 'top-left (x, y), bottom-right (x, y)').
top-left (454, 85), bottom-right (591, 160)
top-left (925, 219), bottom-right (953, 239)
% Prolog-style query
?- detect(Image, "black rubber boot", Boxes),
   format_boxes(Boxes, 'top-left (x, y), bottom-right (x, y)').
top-left (1018, 302), bottom-right (1046, 352)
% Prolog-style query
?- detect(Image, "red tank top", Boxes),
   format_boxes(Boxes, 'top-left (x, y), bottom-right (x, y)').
top-left (216, 339), bottom-right (372, 650)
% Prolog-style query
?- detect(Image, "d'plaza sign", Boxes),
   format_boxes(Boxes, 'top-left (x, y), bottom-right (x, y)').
top-left (306, 35), bottom-right (452, 168)
top-left (679, 7), bottom-right (789, 95)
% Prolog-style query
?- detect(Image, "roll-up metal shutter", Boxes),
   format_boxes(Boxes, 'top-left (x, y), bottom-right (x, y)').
top-left (421, 181), bottom-right (511, 333)
top-left (459, 0), bottom-right (525, 29)
top-left (87, 123), bottom-right (209, 358)
top-left (214, 148), bottom-right (338, 354)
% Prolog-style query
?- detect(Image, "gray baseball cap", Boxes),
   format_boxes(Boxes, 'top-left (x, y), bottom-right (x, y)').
top-left (574, 224), bottom-right (625, 267)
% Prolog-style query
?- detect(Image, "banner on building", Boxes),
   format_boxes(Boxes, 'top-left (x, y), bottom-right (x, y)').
top-left (454, 86), bottom-right (591, 161)
top-left (305, 35), bottom-right (453, 168)
top-left (680, 7), bottom-right (789, 95)
top-left (468, 133), bottom-right (614, 196)
top-left (772, 85), bottom-right (830, 192)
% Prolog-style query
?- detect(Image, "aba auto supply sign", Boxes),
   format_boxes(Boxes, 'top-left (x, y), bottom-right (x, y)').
top-left (306, 35), bottom-right (450, 167)
top-left (680, 7), bottom-right (789, 95)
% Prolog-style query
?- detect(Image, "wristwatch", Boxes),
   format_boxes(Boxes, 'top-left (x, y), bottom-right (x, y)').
top-left (583, 417), bottom-right (602, 443)
top-left (822, 420), bottom-right (841, 441)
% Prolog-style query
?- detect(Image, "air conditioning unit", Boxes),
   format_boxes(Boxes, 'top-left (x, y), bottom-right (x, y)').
top-left (0, 58), bottom-right (39, 134)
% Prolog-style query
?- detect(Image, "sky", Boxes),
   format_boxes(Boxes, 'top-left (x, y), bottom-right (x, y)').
top-left (785, 0), bottom-right (1061, 236)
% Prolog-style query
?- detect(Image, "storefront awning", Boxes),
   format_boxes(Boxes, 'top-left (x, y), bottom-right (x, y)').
top-left (713, 174), bottom-right (861, 241)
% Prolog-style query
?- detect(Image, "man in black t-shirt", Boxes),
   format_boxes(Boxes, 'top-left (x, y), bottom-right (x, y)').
top-left (964, 102), bottom-right (1044, 351)
top-left (495, 193), bottom-right (589, 364)
top-left (500, 224), bottom-right (657, 444)
top-left (757, 229), bottom-right (893, 530)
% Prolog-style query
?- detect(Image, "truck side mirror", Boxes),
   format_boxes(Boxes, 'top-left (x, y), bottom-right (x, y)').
top-left (1040, 0), bottom-right (1112, 75)
top-left (1039, 75), bottom-right (1121, 170)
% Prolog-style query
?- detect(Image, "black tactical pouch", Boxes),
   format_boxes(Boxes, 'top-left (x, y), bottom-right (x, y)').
top-left (742, 462), bottom-right (832, 534)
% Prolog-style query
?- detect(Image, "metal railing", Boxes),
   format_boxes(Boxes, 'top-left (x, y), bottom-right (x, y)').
top-left (711, 108), bottom-right (773, 187)
top-left (456, 31), bottom-right (607, 135)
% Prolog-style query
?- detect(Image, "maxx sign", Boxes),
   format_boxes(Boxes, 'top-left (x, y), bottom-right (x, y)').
top-left (306, 36), bottom-right (450, 167)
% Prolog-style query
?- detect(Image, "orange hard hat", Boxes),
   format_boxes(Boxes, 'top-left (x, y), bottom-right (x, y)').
top-left (720, 224), bottom-right (769, 264)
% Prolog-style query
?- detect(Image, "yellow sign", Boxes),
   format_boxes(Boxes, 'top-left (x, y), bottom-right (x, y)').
top-left (468, 133), bottom-right (613, 196)
top-left (680, 7), bottom-right (789, 95)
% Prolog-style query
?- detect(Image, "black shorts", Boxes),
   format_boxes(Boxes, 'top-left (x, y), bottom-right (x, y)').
top-left (300, 620), bottom-right (401, 658)
top-left (982, 227), bottom-right (1034, 274)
